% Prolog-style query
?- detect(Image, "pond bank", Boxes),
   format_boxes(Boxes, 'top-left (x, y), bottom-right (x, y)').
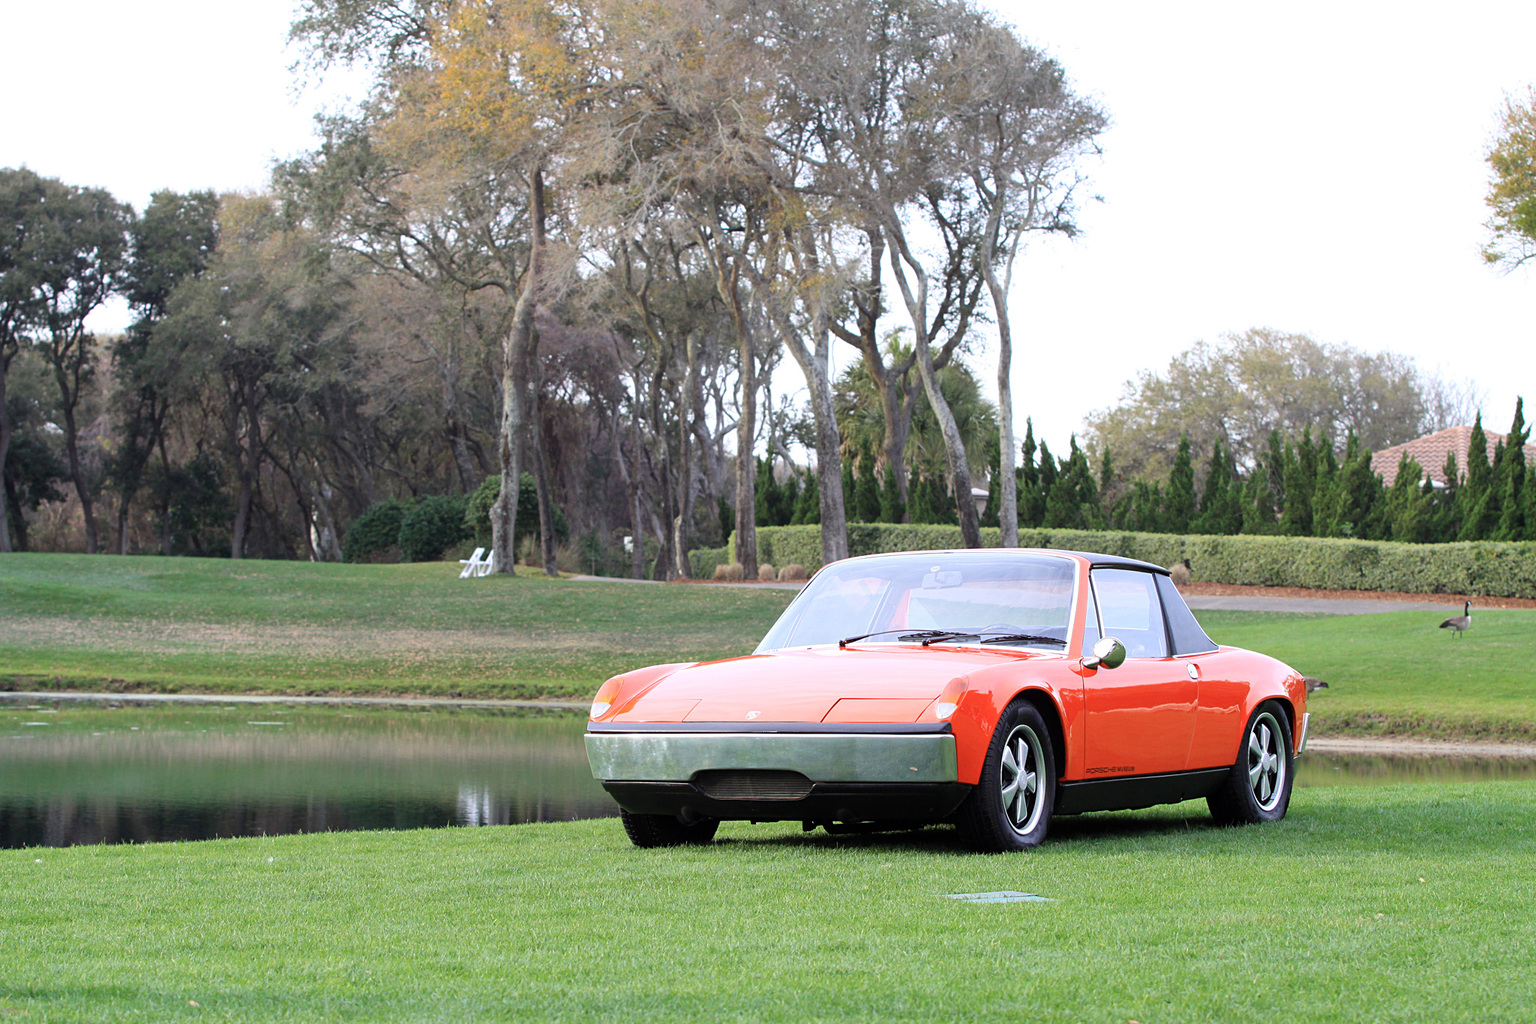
top-left (8, 692), bottom-right (1534, 760)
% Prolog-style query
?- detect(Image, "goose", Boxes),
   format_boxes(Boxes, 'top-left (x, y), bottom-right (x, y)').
top-left (1439, 600), bottom-right (1471, 638)
top-left (1303, 677), bottom-right (1329, 694)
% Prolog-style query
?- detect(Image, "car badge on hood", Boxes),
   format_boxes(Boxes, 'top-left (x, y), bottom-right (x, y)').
top-left (745, 710), bottom-right (761, 720)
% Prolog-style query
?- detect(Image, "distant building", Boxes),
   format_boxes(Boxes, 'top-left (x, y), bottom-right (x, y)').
top-left (1371, 425), bottom-right (1536, 488)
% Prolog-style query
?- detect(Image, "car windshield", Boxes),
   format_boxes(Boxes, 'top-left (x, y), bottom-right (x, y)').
top-left (754, 552), bottom-right (1077, 653)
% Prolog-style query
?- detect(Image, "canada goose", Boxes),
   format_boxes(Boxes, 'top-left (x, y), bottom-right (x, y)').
top-left (1303, 677), bottom-right (1329, 694)
top-left (1439, 601), bottom-right (1472, 638)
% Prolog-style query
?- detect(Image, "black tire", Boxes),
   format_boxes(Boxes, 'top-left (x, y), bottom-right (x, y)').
top-left (1208, 701), bottom-right (1294, 826)
top-left (619, 810), bottom-right (720, 848)
top-left (954, 698), bottom-right (1056, 852)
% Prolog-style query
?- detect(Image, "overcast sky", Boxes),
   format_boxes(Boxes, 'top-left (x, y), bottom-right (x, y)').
top-left (3, 1), bottom-right (1532, 454)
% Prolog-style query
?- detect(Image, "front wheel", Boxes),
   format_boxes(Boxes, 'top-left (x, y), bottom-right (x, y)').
top-left (1208, 702), bottom-right (1294, 826)
top-left (619, 810), bottom-right (719, 848)
top-left (955, 698), bottom-right (1055, 852)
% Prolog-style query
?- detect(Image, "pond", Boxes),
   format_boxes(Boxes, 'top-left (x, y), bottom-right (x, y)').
top-left (4, 696), bottom-right (1533, 849)
top-left (0, 697), bottom-right (614, 849)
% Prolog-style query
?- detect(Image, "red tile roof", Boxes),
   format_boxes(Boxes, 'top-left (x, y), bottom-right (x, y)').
top-left (1371, 425), bottom-right (1536, 487)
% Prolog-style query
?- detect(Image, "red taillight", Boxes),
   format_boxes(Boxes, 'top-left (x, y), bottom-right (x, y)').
top-left (589, 677), bottom-right (622, 720)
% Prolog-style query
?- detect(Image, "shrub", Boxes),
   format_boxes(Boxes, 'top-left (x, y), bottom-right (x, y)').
top-left (758, 563), bottom-right (777, 581)
top-left (399, 494), bottom-right (470, 562)
top-left (689, 545), bottom-right (730, 579)
top-left (342, 499), bottom-right (408, 563)
top-left (742, 525), bottom-right (1536, 597)
top-left (464, 474), bottom-right (567, 548)
top-left (714, 562), bottom-right (745, 581)
top-left (778, 563), bottom-right (807, 581)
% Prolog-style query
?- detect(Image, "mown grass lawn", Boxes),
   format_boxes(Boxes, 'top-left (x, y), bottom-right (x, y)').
top-left (0, 554), bottom-right (794, 700)
top-left (1198, 608), bottom-right (1536, 741)
top-left (5, 553), bottom-right (1536, 739)
top-left (3, 780), bottom-right (1534, 1022)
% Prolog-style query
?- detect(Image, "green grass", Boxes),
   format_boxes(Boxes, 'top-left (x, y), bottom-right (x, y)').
top-left (1197, 608), bottom-right (1536, 741)
top-left (0, 554), bottom-right (794, 700)
top-left (6, 553), bottom-right (1536, 739)
top-left (3, 780), bottom-right (1535, 1021)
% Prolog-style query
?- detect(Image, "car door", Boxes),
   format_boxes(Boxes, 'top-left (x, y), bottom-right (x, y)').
top-left (1081, 568), bottom-right (1197, 776)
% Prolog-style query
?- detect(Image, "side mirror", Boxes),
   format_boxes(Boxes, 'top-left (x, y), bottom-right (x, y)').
top-left (1083, 636), bottom-right (1127, 671)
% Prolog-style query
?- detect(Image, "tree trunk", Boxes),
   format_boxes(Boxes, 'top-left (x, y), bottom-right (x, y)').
top-left (979, 208), bottom-right (1020, 548)
top-left (0, 356), bottom-right (13, 553)
top-left (59, 402), bottom-right (98, 554)
top-left (490, 166), bottom-right (548, 576)
top-left (531, 381), bottom-right (559, 578)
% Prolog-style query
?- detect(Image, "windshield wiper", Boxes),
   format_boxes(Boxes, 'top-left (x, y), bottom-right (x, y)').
top-left (839, 628), bottom-right (968, 649)
top-left (979, 633), bottom-right (1066, 646)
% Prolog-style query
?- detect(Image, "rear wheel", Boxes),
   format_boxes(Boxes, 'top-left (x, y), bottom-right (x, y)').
top-left (955, 698), bottom-right (1055, 852)
top-left (1208, 702), bottom-right (1294, 825)
top-left (619, 810), bottom-right (720, 848)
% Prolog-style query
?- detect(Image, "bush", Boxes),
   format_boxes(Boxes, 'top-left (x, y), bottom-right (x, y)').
top-left (742, 524), bottom-right (1536, 597)
top-left (399, 494), bottom-right (470, 562)
top-left (778, 563), bottom-right (807, 581)
top-left (714, 562), bottom-right (746, 581)
top-left (758, 563), bottom-right (777, 581)
top-left (464, 474), bottom-right (567, 548)
top-left (342, 500), bottom-right (408, 563)
top-left (689, 545), bottom-right (730, 580)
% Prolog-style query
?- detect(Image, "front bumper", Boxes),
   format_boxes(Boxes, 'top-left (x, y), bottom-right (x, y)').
top-left (585, 722), bottom-right (963, 823)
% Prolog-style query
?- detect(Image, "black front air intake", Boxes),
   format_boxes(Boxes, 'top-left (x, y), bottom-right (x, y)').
top-left (691, 770), bottom-right (814, 802)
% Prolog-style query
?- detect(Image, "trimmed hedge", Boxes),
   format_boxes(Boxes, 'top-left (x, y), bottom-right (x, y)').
top-left (727, 524), bottom-right (1536, 598)
top-left (688, 546), bottom-right (731, 580)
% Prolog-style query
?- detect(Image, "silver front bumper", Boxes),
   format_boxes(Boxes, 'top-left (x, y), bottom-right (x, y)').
top-left (585, 731), bottom-right (959, 784)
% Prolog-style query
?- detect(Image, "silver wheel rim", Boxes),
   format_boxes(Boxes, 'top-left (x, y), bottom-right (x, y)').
top-left (998, 723), bottom-right (1045, 835)
top-left (1247, 711), bottom-right (1287, 811)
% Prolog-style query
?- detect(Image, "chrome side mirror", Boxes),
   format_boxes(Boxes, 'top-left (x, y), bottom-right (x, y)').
top-left (1083, 636), bottom-right (1127, 671)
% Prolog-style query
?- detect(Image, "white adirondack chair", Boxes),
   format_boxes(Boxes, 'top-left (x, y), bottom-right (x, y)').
top-left (459, 547), bottom-right (488, 578)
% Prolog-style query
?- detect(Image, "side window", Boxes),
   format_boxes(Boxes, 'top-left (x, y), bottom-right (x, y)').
top-left (1089, 568), bottom-right (1168, 659)
top-left (1156, 573), bottom-right (1218, 655)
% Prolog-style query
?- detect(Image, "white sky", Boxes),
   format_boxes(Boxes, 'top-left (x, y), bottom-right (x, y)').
top-left (3, 1), bottom-right (1532, 455)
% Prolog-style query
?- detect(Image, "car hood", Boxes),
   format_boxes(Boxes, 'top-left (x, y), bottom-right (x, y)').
top-left (608, 644), bottom-right (1056, 724)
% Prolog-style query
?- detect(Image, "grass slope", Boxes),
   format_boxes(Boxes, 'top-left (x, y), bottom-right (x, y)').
top-left (1199, 608), bottom-right (1536, 741)
top-left (3, 781), bottom-right (1534, 1022)
top-left (6, 554), bottom-right (1536, 739)
top-left (0, 554), bottom-right (794, 700)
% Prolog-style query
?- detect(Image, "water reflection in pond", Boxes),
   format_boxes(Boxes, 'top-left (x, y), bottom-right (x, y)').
top-left (0, 698), bottom-right (615, 849)
top-left (6, 696), bottom-right (1535, 848)
top-left (1297, 749), bottom-right (1536, 787)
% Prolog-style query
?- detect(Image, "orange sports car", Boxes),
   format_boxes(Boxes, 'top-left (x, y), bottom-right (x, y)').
top-left (585, 549), bottom-right (1308, 852)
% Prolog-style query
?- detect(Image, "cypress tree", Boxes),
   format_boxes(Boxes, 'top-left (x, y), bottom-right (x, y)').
top-left (1496, 398), bottom-right (1528, 540)
top-left (1192, 438), bottom-right (1241, 535)
top-left (1385, 453), bottom-right (1429, 543)
top-left (1280, 429), bottom-right (1318, 536)
top-left (790, 471), bottom-right (819, 525)
top-left (1163, 434), bottom-right (1196, 533)
top-left (907, 467), bottom-right (928, 523)
top-left (842, 454), bottom-right (857, 523)
top-left (1430, 450), bottom-right (1460, 542)
top-left (879, 464), bottom-right (905, 525)
top-left (1019, 419), bottom-right (1041, 527)
top-left (1035, 439), bottom-right (1058, 523)
top-left (779, 474), bottom-right (800, 526)
top-left (755, 457), bottom-right (781, 527)
top-left (854, 447), bottom-right (881, 522)
top-left (1457, 414), bottom-right (1495, 540)
top-left (980, 441), bottom-right (1001, 529)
